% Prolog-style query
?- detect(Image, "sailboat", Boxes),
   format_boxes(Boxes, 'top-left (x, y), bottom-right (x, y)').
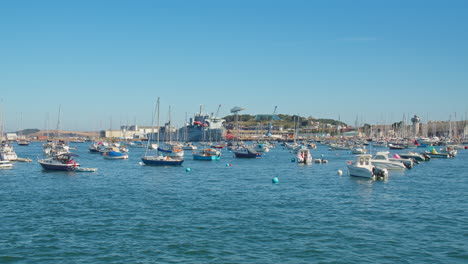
top-left (156, 105), bottom-right (185, 158)
top-left (0, 104), bottom-right (18, 161)
top-left (284, 116), bottom-right (301, 150)
top-left (42, 106), bottom-right (70, 156)
top-left (141, 98), bottom-right (184, 166)
top-left (17, 113), bottom-right (30, 146)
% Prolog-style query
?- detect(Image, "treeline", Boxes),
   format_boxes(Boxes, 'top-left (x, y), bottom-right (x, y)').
top-left (16, 129), bottom-right (40, 135)
top-left (223, 114), bottom-right (347, 128)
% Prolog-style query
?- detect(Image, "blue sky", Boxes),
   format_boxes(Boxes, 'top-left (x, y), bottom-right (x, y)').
top-left (1, 0), bottom-right (467, 131)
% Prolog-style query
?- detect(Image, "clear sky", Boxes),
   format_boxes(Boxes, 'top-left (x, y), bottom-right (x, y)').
top-left (1, 0), bottom-right (467, 131)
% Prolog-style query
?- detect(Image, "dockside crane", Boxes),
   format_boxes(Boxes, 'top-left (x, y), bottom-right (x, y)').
top-left (266, 106), bottom-right (278, 137)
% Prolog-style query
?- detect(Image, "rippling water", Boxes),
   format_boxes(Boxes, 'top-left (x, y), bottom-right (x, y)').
top-left (1, 142), bottom-right (467, 263)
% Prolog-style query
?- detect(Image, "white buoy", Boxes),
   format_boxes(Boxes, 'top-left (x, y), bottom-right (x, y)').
top-left (138, 162), bottom-right (144, 166)
top-left (337, 170), bottom-right (343, 175)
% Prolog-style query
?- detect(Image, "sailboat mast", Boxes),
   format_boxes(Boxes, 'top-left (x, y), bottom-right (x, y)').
top-left (56, 105), bottom-right (61, 141)
top-left (168, 105), bottom-right (172, 143)
top-left (145, 99), bottom-right (158, 157)
top-left (156, 97), bottom-right (160, 153)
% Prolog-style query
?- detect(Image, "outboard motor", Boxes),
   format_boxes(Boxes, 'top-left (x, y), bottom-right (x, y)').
top-left (421, 152), bottom-right (431, 161)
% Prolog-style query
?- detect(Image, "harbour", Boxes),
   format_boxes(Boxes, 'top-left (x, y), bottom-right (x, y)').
top-left (1, 140), bottom-right (467, 263)
top-left (2, 0), bottom-right (468, 262)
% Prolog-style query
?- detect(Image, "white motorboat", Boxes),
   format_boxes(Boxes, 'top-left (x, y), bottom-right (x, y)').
top-left (371, 151), bottom-right (407, 170)
top-left (182, 142), bottom-right (197, 150)
top-left (0, 160), bottom-right (13, 168)
top-left (351, 147), bottom-right (367, 154)
top-left (389, 153), bottom-right (414, 168)
top-left (296, 146), bottom-right (312, 164)
top-left (43, 141), bottom-right (70, 156)
top-left (284, 142), bottom-right (301, 150)
top-left (0, 142), bottom-right (18, 161)
top-left (398, 151), bottom-right (427, 162)
top-left (347, 154), bottom-right (388, 179)
top-left (254, 143), bottom-right (270, 153)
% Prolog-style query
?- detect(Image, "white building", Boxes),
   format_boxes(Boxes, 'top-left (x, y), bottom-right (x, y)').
top-left (100, 125), bottom-right (156, 139)
top-left (6, 133), bottom-right (17, 141)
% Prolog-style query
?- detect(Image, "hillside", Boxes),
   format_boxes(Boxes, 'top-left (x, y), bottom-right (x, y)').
top-left (29, 130), bottom-right (99, 138)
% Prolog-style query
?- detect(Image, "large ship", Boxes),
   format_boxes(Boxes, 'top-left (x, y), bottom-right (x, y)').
top-left (180, 109), bottom-right (226, 142)
top-left (158, 106), bottom-right (226, 142)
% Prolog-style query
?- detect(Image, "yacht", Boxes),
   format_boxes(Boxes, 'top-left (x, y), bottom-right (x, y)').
top-left (371, 151), bottom-right (407, 170)
top-left (347, 154), bottom-right (388, 179)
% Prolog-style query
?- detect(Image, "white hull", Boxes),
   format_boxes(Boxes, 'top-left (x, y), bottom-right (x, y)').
top-left (347, 165), bottom-right (374, 178)
top-left (0, 152), bottom-right (17, 161)
top-left (296, 148), bottom-right (312, 164)
top-left (103, 154), bottom-right (128, 160)
top-left (371, 161), bottom-right (406, 170)
top-left (0, 160), bottom-right (13, 168)
top-left (347, 154), bottom-right (389, 179)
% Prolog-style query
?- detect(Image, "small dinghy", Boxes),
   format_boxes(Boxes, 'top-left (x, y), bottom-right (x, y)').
top-left (16, 157), bottom-right (32, 162)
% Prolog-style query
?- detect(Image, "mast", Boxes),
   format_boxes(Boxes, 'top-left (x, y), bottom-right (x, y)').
top-left (0, 99), bottom-right (3, 141)
top-left (184, 112), bottom-right (188, 142)
top-left (156, 97), bottom-right (160, 154)
top-left (170, 106), bottom-right (172, 144)
top-left (45, 112), bottom-right (50, 140)
top-left (56, 105), bottom-right (61, 141)
top-left (145, 98), bottom-right (158, 157)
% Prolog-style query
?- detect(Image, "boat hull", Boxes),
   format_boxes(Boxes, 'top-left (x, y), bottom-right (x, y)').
top-left (424, 152), bottom-right (450, 158)
top-left (0, 161), bottom-right (13, 168)
top-left (371, 161), bottom-right (406, 170)
top-left (296, 149), bottom-right (312, 164)
top-left (399, 153), bottom-right (426, 162)
top-left (141, 157), bottom-right (184, 166)
top-left (193, 155), bottom-right (220, 161)
top-left (234, 152), bottom-right (261, 158)
top-left (103, 151), bottom-right (128, 159)
top-left (347, 165), bottom-right (374, 178)
top-left (39, 161), bottom-right (76, 171)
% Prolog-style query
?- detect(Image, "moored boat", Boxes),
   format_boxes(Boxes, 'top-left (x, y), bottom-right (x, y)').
top-left (102, 147), bottom-right (129, 160)
top-left (398, 151), bottom-right (427, 162)
top-left (347, 154), bottom-right (388, 179)
top-left (0, 142), bottom-right (18, 161)
top-left (192, 148), bottom-right (221, 161)
top-left (296, 146), bottom-right (312, 164)
top-left (17, 140), bottom-right (30, 146)
top-left (38, 153), bottom-right (80, 171)
top-left (182, 142), bottom-right (197, 150)
top-left (351, 147), bottom-right (367, 154)
top-left (388, 143), bottom-right (406, 150)
top-left (253, 143), bottom-right (270, 153)
top-left (371, 151), bottom-right (407, 170)
top-left (424, 147), bottom-right (451, 158)
top-left (0, 160), bottom-right (13, 168)
top-left (157, 144), bottom-right (184, 158)
top-left (141, 97), bottom-right (184, 166)
top-left (233, 146), bottom-right (262, 158)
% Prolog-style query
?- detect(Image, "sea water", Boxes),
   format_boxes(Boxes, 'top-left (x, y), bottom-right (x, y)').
top-left (1, 142), bottom-right (467, 263)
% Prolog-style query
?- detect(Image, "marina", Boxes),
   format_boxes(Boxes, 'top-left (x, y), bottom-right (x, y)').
top-left (2, 0), bottom-right (468, 262)
top-left (1, 139), bottom-right (467, 263)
